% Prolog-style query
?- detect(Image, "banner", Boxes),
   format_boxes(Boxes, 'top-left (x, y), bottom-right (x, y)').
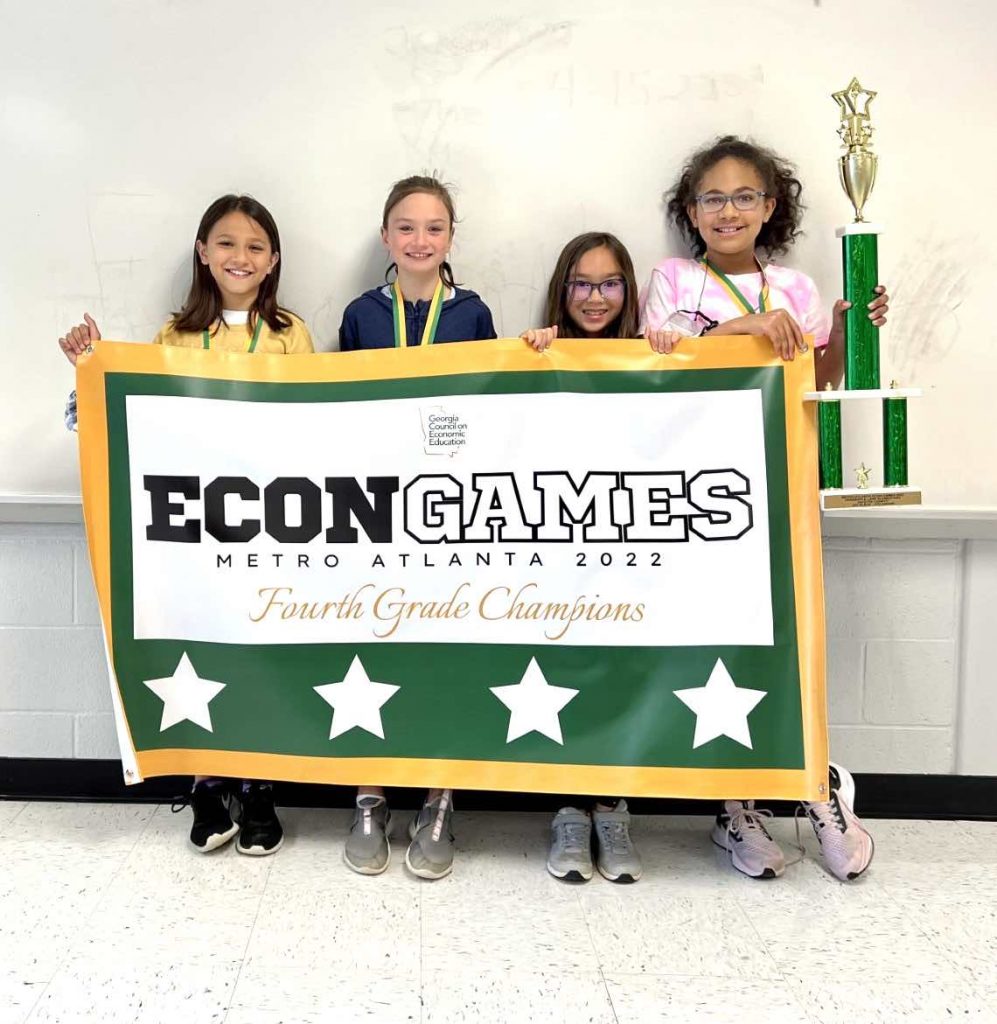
top-left (77, 338), bottom-right (827, 799)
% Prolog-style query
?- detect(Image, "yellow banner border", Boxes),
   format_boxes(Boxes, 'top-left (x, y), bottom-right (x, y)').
top-left (77, 336), bottom-right (827, 799)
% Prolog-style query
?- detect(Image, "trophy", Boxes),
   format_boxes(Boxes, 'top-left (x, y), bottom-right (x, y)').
top-left (809, 78), bottom-right (922, 509)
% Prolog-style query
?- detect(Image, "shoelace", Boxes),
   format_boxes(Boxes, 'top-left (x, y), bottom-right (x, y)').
top-left (726, 803), bottom-right (775, 838)
top-left (595, 820), bottom-right (631, 854)
top-left (725, 804), bottom-right (804, 868)
top-left (559, 820), bottom-right (591, 854)
top-left (795, 790), bottom-right (846, 850)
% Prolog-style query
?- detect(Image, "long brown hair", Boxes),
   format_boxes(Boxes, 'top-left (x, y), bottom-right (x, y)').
top-left (172, 194), bottom-right (292, 334)
top-left (382, 175), bottom-right (459, 290)
top-left (543, 232), bottom-right (639, 339)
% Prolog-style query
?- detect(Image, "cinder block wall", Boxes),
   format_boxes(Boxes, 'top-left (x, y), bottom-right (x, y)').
top-left (823, 537), bottom-right (960, 773)
top-left (0, 523), bottom-right (115, 758)
top-left (2, 519), bottom-right (994, 774)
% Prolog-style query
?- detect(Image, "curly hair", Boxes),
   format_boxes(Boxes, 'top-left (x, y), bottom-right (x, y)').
top-left (665, 136), bottom-right (804, 258)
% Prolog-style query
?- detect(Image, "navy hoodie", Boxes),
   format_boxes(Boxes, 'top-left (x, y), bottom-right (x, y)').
top-left (339, 286), bottom-right (497, 351)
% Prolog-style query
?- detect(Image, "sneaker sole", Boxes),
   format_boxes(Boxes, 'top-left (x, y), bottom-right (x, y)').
top-left (404, 845), bottom-right (453, 880)
top-left (190, 822), bottom-right (240, 853)
top-left (597, 865), bottom-right (641, 884)
top-left (710, 829), bottom-right (785, 879)
top-left (236, 835), bottom-right (284, 857)
top-left (344, 816), bottom-right (393, 875)
top-left (404, 811), bottom-right (454, 879)
top-left (546, 861), bottom-right (593, 883)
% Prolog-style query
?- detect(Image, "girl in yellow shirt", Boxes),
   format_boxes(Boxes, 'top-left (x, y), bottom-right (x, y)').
top-left (58, 194), bottom-right (313, 856)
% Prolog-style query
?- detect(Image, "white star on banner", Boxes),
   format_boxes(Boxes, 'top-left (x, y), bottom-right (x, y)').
top-left (313, 656), bottom-right (400, 741)
top-left (673, 658), bottom-right (767, 750)
top-left (143, 652), bottom-right (226, 733)
top-left (490, 657), bottom-right (580, 745)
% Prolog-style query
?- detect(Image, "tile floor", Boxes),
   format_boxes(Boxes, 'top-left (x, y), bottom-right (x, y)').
top-left (1, 801), bottom-right (995, 1023)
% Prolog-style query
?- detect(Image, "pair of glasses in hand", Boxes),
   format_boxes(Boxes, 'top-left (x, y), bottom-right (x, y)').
top-left (661, 309), bottom-right (719, 337)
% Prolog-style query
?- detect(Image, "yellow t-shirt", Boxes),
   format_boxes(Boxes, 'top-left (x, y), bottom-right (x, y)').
top-left (152, 311), bottom-right (313, 354)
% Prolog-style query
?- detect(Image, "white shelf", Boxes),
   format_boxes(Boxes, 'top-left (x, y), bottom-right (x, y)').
top-left (804, 387), bottom-right (922, 402)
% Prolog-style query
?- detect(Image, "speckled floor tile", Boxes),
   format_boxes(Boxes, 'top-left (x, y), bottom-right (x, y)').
top-left (243, 885), bottom-right (420, 976)
top-left (605, 972), bottom-right (812, 1023)
top-left (750, 895), bottom-right (965, 983)
top-left (581, 892), bottom-right (781, 979)
top-left (420, 887), bottom-right (599, 974)
top-left (915, 899), bottom-right (997, 990)
top-left (10, 800), bottom-right (155, 847)
top-left (0, 800), bottom-right (26, 834)
top-left (229, 965), bottom-right (420, 1022)
top-left (25, 957), bottom-right (240, 1024)
top-left (423, 967), bottom-right (616, 1023)
top-left (785, 975), bottom-right (997, 1023)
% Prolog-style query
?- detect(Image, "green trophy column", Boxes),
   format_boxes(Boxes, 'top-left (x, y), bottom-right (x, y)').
top-left (883, 382), bottom-right (908, 486)
top-left (818, 400), bottom-right (843, 489)
top-left (840, 228), bottom-right (880, 390)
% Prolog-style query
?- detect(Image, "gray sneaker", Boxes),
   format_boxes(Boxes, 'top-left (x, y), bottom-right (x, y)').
top-left (405, 791), bottom-right (455, 880)
top-left (592, 799), bottom-right (642, 883)
top-left (344, 794), bottom-right (392, 875)
top-left (547, 807), bottom-right (593, 882)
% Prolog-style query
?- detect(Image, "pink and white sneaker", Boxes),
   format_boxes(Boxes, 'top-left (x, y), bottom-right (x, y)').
top-left (711, 800), bottom-right (786, 879)
top-left (802, 762), bottom-right (875, 881)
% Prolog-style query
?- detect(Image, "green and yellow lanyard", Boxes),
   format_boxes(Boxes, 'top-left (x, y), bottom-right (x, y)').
top-left (202, 316), bottom-right (263, 352)
top-left (391, 278), bottom-right (444, 347)
top-left (702, 258), bottom-right (770, 315)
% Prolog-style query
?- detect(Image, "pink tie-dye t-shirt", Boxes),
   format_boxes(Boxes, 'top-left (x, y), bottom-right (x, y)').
top-left (640, 257), bottom-right (830, 348)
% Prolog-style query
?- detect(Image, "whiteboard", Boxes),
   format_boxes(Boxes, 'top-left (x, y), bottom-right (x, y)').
top-left (2, 0), bottom-right (993, 505)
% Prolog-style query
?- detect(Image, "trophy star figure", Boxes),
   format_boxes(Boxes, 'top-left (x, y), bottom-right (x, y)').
top-left (855, 462), bottom-right (872, 489)
top-left (833, 77), bottom-right (877, 149)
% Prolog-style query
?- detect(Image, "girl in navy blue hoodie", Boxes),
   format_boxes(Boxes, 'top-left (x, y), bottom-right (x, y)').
top-left (339, 175), bottom-right (496, 351)
top-left (338, 176), bottom-right (495, 881)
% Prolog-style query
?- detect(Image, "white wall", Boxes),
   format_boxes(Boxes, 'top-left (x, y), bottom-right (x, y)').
top-left (1, 0), bottom-right (995, 504)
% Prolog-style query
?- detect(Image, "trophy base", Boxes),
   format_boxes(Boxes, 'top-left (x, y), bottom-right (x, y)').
top-left (821, 486), bottom-right (922, 510)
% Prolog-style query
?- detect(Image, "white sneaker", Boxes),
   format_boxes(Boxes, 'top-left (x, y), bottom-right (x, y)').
top-left (711, 800), bottom-right (786, 879)
top-left (801, 763), bottom-right (874, 881)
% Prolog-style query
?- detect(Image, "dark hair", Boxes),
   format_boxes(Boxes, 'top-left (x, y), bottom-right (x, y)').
top-left (665, 136), bottom-right (804, 258)
top-left (382, 175), bottom-right (459, 290)
top-left (172, 194), bottom-right (292, 334)
top-left (543, 232), bottom-right (640, 339)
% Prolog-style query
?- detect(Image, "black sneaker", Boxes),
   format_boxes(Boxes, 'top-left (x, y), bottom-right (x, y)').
top-left (235, 781), bottom-right (284, 856)
top-left (181, 780), bottom-right (239, 853)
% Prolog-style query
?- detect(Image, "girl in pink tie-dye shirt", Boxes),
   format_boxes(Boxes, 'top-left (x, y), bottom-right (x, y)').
top-left (641, 134), bottom-right (887, 392)
top-left (641, 135), bottom-right (887, 883)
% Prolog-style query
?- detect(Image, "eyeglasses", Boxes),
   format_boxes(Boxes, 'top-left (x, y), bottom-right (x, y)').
top-left (662, 309), bottom-right (719, 337)
top-left (565, 278), bottom-right (626, 301)
top-left (694, 190), bottom-right (767, 214)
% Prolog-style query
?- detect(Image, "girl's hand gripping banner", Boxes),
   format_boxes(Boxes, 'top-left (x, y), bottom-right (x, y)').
top-left (76, 338), bottom-right (827, 799)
